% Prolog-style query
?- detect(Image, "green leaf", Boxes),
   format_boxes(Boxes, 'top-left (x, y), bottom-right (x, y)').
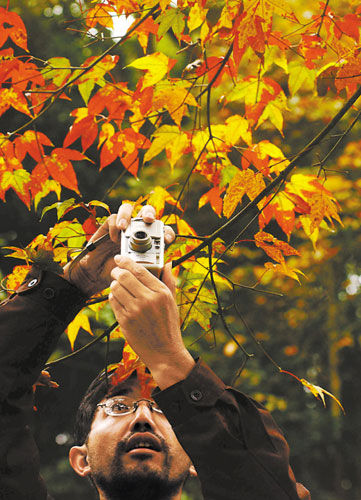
top-left (44, 57), bottom-right (71, 87)
top-left (78, 79), bottom-right (96, 105)
top-left (41, 198), bottom-right (76, 221)
top-left (288, 61), bottom-right (316, 95)
top-left (157, 8), bottom-right (185, 38)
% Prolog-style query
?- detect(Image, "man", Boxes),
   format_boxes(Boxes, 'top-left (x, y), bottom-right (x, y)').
top-left (0, 204), bottom-right (310, 499)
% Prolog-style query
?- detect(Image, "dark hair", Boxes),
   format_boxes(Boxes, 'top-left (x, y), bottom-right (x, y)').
top-left (73, 369), bottom-right (137, 445)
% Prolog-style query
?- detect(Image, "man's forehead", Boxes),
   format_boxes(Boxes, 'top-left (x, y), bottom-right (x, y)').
top-left (104, 374), bottom-right (141, 401)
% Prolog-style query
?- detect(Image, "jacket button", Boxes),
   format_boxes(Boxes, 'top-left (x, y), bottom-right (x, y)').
top-left (27, 278), bottom-right (38, 287)
top-left (190, 390), bottom-right (203, 402)
top-left (43, 287), bottom-right (55, 299)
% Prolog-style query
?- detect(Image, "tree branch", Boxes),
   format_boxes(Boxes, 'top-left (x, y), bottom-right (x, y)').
top-left (173, 84), bottom-right (361, 268)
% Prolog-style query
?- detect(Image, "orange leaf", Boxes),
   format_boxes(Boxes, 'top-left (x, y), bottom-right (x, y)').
top-left (109, 342), bottom-right (157, 399)
top-left (199, 186), bottom-right (224, 217)
top-left (0, 88), bottom-right (31, 117)
top-left (64, 114), bottom-right (98, 152)
top-left (4, 265), bottom-right (30, 292)
top-left (34, 149), bottom-right (84, 194)
top-left (255, 231), bottom-right (300, 264)
top-left (0, 7), bottom-right (28, 51)
top-left (14, 130), bottom-right (53, 162)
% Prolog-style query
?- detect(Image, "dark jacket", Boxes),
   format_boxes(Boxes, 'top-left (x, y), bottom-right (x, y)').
top-left (0, 267), bottom-right (310, 499)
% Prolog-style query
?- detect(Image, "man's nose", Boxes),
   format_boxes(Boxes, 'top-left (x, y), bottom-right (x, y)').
top-left (129, 401), bottom-right (156, 432)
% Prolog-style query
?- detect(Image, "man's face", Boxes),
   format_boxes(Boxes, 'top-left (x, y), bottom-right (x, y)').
top-left (77, 380), bottom-right (194, 499)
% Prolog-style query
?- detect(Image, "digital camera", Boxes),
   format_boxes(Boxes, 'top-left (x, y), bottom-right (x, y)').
top-left (120, 218), bottom-right (164, 277)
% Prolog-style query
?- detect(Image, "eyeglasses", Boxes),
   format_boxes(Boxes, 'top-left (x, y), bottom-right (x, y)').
top-left (97, 397), bottom-right (164, 417)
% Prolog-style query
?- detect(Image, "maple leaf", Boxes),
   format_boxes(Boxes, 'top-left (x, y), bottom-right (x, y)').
top-left (133, 16), bottom-right (159, 53)
top-left (227, 77), bottom-right (287, 133)
top-left (127, 52), bottom-right (176, 89)
top-left (147, 186), bottom-right (179, 218)
top-left (14, 130), bottom-right (53, 162)
top-left (108, 342), bottom-right (157, 399)
top-left (0, 88), bottom-right (31, 117)
top-left (258, 189), bottom-right (307, 238)
top-left (195, 56), bottom-right (236, 88)
top-left (144, 125), bottom-right (189, 169)
top-left (156, 8), bottom-right (185, 39)
top-left (43, 57), bottom-right (71, 87)
top-left (199, 186), bottom-right (224, 217)
top-left (223, 169), bottom-right (266, 218)
top-left (0, 7), bottom-right (28, 52)
top-left (33, 148), bottom-right (84, 195)
top-left (0, 168), bottom-right (31, 207)
top-left (211, 115), bottom-right (252, 147)
top-left (66, 311), bottom-right (93, 350)
top-left (288, 61), bottom-right (316, 95)
top-left (231, 0), bottom-right (297, 65)
top-left (178, 282), bottom-right (218, 331)
top-left (4, 265), bottom-right (31, 292)
top-left (281, 370), bottom-right (345, 414)
top-left (299, 34), bottom-right (327, 70)
top-left (152, 82), bottom-right (198, 126)
top-left (64, 108), bottom-right (98, 152)
top-left (188, 2), bottom-right (208, 32)
top-left (86, 4), bottom-right (115, 29)
top-left (100, 128), bottom-right (149, 175)
top-left (333, 13), bottom-right (361, 43)
top-left (255, 230), bottom-right (300, 263)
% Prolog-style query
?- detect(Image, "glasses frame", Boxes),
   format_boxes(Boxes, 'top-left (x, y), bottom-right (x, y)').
top-left (97, 397), bottom-right (164, 417)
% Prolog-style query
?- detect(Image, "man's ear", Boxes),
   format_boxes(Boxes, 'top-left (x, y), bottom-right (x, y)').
top-left (69, 444), bottom-right (91, 477)
top-left (189, 464), bottom-right (197, 478)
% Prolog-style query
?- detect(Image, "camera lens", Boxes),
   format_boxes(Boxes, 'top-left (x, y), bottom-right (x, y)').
top-left (134, 231), bottom-right (147, 239)
top-left (129, 230), bottom-right (152, 253)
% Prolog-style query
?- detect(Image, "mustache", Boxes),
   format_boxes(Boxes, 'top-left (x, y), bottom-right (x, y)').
top-left (116, 431), bottom-right (169, 454)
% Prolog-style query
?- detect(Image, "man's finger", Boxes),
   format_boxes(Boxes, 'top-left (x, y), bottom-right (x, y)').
top-left (113, 255), bottom-right (163, 291)
top-left (161, 262), bottom-right (176, 297)
top-left (116, 203), bottom-right (134, 231)
top-left (164, 225), bottom-right (175, 244)
top-left (138, 204), bottom-right (156, 223)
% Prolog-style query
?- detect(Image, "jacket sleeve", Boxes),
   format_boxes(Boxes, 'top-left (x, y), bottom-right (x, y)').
top-left (0, 267), bottom-right (87, 500)
top-left (153, 359), bottom-right (311, 500)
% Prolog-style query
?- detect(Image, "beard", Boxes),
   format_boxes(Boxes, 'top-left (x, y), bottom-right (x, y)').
top-left (89, 437), bottom-right (190, 500)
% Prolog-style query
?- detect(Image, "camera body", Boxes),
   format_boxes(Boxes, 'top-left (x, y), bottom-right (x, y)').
top-left (120, 218), bottom-right (164, 277)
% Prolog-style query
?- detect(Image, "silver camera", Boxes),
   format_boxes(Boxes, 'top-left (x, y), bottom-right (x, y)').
top-left (120, 218), bottom-right (164, 277)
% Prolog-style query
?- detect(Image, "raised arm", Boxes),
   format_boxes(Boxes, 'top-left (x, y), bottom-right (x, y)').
top-left (0, 203), bottom-right (173, 500)
top-left (109, 257), bottom-right (311, 500)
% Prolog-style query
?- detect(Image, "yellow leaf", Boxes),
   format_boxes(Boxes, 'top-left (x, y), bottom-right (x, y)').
top-left (34, 180), bottom-right (61, 211)
top-left (148, 186), bottom-right (179, 217)
top-left (192, 130), bottom-right (209, 159)
top-left (257, 102), bottom-right (284, 135)
top-left (223, 169), bottom-right (266, 218)
top-left (212, 115), bottom-right (252, 146)
top-left (288, 61), bottom-right (316, 95)
top-left (264, 261), bottom-right (305, 283)
top-left (66, 311), bottom-right (93, 350)
top-left (128, 52), bottom-right (170, 89)
top-left (153, 84), bottom-right (198, 126)
top-left (300, 378), bottom-right (345, 414)
top-left (188, 2), bottom-right (208, 32)
top-left (144, 125), bottom-right (189, 169)
top-left (98, 123), bottom-right (115, 149)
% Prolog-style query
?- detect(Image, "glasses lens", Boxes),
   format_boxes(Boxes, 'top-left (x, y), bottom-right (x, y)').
top-left (105, 397), bottom-right (163, 415)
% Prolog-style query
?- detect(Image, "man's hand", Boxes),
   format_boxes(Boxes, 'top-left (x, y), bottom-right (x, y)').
top-left (63, 204), bottom-right (175, 297)
top-left (109, 257), bottom-right (195, 389)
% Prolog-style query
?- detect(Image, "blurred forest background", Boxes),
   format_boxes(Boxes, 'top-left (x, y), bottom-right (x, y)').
top-left (0, 1), bottom-right (360, 499)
